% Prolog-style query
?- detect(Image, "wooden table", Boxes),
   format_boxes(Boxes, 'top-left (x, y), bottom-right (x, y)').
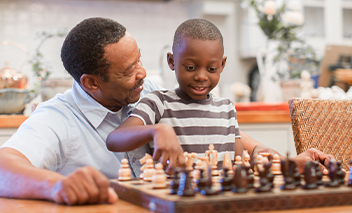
top-left (2, 197), bottom-right (352, 213)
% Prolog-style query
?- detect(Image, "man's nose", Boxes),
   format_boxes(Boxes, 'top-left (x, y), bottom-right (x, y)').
top-left (136, 64), bottom-right (147, 79)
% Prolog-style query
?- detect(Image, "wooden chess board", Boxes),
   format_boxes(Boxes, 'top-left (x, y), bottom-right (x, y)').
top-left (110, 178), bottom-right (352, 213)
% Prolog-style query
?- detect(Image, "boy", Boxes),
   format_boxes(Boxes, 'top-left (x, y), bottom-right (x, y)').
top-left (107, 18), bottom-right (243, 173)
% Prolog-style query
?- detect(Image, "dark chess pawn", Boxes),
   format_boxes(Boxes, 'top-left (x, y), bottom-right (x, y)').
top-left (232, 164), bottom-right (248, 193)
top-left (245, 165), bottom-right (254, 189)
top-left (325, 159), bottom-right (340, 188)
top-left (256, 162), bottom-right (272, 193)
top-left (220, 167), bottom-right (233, 191)
top-left (169, 168), bottom-right (181, 195)
top-left (336, 160), bottom-right (346, 185)
top-left (348, 161), bottom-right (352, 187)
top-left (200, 165), bottom-right (218, 196)
top-left (281, 159), bottom-right (297, 190)
top-left (303, 161), bottom-right (318, 189)
top-left (195, 168), bottom-right (207, 193)
top-left (177, 169), bottom-right (195, 196)
top-left (314, 161), bottom-right (323, 186)
top-left (294, 166), bottom-right (301, 187)
top-left (265, 163), bottom-right (274, 188)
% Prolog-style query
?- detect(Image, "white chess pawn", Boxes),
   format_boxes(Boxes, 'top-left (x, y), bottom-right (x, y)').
top-left (152, 163), bottom-right (167, 189)
top-left (235, 155), bottom-right (243, 165)
top-left (243, 151), bottom-right (251, 167)
top-left (254, 155), bottom-right (263, 176)
top-left (222, 151), bottom-right (234, 176)
top-left (118, 158), bottom-right (131, 181)
top-left (271, 154), bottom-right (282, 175)
top-left (260, 152), bottom-right (270, 165)
top-left (139, 153), bottom-right (153, 179)
top-left (143, 159), bottom-right (155, 182)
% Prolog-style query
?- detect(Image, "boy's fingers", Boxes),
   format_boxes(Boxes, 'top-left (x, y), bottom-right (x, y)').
top-left (153, 149), bottom-right (162, 162)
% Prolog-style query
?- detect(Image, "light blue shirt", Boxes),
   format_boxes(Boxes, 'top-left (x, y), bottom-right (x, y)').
top-left (2, 79), bottom-right (161, 179)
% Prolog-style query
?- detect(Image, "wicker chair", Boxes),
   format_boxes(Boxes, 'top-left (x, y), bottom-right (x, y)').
top-left (289, 98), bottom-right (352, 170)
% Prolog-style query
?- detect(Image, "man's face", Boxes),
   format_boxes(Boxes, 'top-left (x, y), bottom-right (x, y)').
top-left (170, 37), bottom-right (226, 100)
top-left (95, 31), bottom-right (146, 111)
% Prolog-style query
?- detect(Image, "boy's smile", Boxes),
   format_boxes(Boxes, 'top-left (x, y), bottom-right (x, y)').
top-left (168, 37), bottom-right (227, 100)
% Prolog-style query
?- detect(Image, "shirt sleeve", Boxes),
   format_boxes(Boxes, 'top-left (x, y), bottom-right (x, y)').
top-left (130, 91), bottom-right (165, 125)
top-left (230, 102), bottom-right (241, 139)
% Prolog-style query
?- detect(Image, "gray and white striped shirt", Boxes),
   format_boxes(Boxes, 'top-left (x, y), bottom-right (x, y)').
top-left (130, 88), bottom-right (241, 165)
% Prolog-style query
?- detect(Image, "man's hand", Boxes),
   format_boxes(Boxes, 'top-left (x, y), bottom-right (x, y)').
top-left (152, 123), bottom-right (186, 174)
top-left (50, 166), bottom-right (117, 205)
top-left (292, 148), bottom-right (335, 173)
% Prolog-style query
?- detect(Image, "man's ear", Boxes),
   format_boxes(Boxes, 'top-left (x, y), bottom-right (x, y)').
top-left (167, 52), bottom-right (175, 71)
top-left (220, 56), bottom-right (227, 73)
top-left (80, 74), bottom-right (100, 92)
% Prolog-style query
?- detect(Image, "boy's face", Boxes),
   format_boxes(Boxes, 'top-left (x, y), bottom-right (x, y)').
top-left (167, 37), bottom-right (226, 100)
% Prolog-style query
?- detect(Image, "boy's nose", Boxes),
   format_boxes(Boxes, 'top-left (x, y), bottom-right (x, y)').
top-left (194, 70), bottom-right (208, 81)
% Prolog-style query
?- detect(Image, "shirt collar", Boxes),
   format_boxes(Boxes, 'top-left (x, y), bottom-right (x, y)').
top-left (71, 81), bottom-right (114, 128)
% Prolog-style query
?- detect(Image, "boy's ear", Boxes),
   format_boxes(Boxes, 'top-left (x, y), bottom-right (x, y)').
top-left (220, 56), bottom-right (227, 73)
top-left (80, 74), bottom-right (100, 92)
top-left (167, 52), bottom-right (175, 71)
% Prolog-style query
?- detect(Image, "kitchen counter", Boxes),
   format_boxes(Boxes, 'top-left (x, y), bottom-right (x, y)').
top-left (0, 102), bottom-right (291, 128)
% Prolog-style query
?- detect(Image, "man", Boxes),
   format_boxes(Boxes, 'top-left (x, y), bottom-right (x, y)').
top-left (0, 17), bottom-right (334, 205)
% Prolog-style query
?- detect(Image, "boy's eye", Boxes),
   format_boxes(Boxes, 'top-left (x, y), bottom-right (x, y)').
top-left (185, 65), bottom-right (195, 71)
top-left (208, 67), bottom-right (218, 72)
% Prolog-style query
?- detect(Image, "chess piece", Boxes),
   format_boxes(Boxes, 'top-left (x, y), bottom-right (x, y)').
top-left (169, 168), bottom-right (181, 195)
top-left (152, 163), bottom-right (167, 189)
top-left (281, 159), bottom-right (297, 190)
top-left (139, 153), bottom-right (153, 179)
top-left (314, 161), bottom-right (323, 186)
top-left (200, 165), bottom-right (218, 195)
top-left (205, 144), bottom-right (219, 176)
top-left (336, 160), bottom-right (346, 185)
top-left (273, 174), bottom-right (284, 193)
top-left (222, 151), bottom-right (233, 175)
top-left (118, 158), bottom-right (132, 181)
top-left (253, 155), bottom-right (263, 176)
top-left (271, 154), bottom-right (282, 175)
top-left (177, 169), bottom-right (195, 197)
top-left (220, 167), bottom-right (233, 191)
top-left (245, 165), bottom-right (254, 189)
top-left (302, 161), bottom-right (318, 189)
top-left (143, 159), bottom-right (155, 182)
top-left (232, 164), bottom-right (248, 193)
top-left (185, 152), bottom-right (198, 170)
top-left (195, 168), bottom-right (207, 193)
top-left (256, 162), bottom-right (272, 193)
top-left (243, 150), bottom-right (251, 167)
top-left (260, 152), bottom-right (270, 165)
top-left (193, 160), bottom-right (205, 181)
top-left (325, 159), bottom-right (340, 188)
top-left (235, 155), bottom-right (243, 165)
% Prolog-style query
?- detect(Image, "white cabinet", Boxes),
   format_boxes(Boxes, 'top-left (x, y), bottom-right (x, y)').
top-left (240, 123), bottom-right (297, 157)
top-left (0, 128), bottom-right (17, 147)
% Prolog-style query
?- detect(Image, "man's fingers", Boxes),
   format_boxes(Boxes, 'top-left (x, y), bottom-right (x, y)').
top-left (107, 187), bottom-right (118, 204)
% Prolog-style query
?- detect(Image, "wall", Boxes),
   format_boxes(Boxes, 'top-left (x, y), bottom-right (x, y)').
top-left (0, 0), bottom-right (255, 101)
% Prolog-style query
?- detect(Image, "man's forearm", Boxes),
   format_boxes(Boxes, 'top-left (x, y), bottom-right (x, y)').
top-left (0, 148), bottom-right (62, 200)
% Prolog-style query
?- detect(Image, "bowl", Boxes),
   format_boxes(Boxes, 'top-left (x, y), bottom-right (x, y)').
top-left (0, 88), bottom-right (36, 114)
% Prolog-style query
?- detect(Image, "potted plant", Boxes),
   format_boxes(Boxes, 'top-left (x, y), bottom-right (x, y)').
top-left (239, 0), bottom-right (319, 101)
top-left (29, 29), bottom-right (74, 101)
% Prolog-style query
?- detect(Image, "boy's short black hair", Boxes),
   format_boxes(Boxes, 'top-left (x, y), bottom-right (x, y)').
top-left (172, 18), bottom-right (224, 54)
top-left (61, 17), bottom-right (126, 83)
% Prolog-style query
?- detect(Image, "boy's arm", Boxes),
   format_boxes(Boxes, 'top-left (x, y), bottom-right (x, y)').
top-left (234, 138), bottom-right (244, 158)
top-left (106, 117), bottom-right (185, 173)
top-left (240, 130), bottom-right (335, 173)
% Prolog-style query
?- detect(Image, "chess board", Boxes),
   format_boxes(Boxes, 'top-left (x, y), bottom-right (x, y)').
top-left (110, 178), bottom-right (352, 213)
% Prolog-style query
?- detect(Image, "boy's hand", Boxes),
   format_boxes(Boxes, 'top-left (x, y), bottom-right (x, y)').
top-left (152, 123), bottom-right (186, 174)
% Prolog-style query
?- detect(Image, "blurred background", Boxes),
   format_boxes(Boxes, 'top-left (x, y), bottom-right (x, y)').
top-left (1, 0), bottom-right (352, 114)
